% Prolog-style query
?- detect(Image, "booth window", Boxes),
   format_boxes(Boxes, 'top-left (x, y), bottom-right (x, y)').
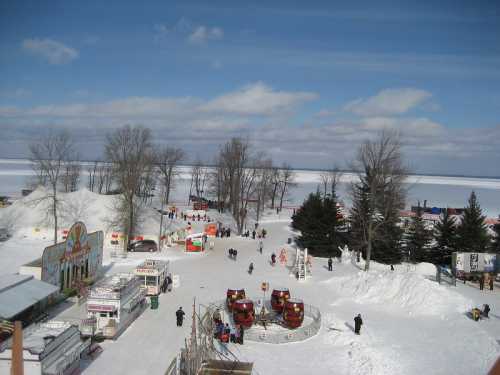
top-left (146, 276), bottom-right (157, 286)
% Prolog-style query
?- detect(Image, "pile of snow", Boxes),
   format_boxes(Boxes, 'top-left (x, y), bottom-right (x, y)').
top-left (415, 262), bottom-right (436, 277)
top-left (335, 269), bottom-right (472, 316)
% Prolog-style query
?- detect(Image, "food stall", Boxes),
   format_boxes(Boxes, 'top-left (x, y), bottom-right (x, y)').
top-left (86, 273), bottom-right (146, 338)
top-left (185, 233), bottom-right (206, 252)
top-left (283, 299), bottom-right (304, 329)
top-left (134, 259), bottom-right (170, 296)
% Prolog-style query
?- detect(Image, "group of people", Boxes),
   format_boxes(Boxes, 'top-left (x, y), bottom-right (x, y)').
top-left (181, 213), bottom-right (209, 222)
top-left (228, 248), bottom-right (238, 260)
top-left (471, 304), bottom-right (491, 321)
top-left (217, 227), bottom-right (231, 238)
top-left (213, 311), bottom-right (245, 345)
top-left (478, 273), bottom-right (495, 291)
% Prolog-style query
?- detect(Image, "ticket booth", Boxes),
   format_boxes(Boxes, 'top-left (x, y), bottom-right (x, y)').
top-left (226, 288), bottom-right (245, 311)
top-left (271, 288), bottom-right (291, 313)
top-left (232, 299), bottom-right (255, 328)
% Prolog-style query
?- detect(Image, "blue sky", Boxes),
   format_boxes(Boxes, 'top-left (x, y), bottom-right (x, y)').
top-left (1, 0), bottom-right (499, 176)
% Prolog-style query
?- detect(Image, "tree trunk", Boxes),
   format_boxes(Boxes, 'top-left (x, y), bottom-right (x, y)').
top-left (365, 220), bottom-right (373, 271)
top-left (53, 185), bottom-right (58, 244)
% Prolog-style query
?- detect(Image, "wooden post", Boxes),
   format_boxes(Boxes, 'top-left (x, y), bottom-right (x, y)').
top-left (11, 321), bottom-right (23, 375)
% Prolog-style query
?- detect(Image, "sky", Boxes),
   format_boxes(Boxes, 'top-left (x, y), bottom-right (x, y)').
top-left (0, 0), bottom-right (499, 177)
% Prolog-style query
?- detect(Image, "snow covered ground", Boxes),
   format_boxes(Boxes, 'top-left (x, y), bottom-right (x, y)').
top-left (1, 188), bottom-right (499, 374)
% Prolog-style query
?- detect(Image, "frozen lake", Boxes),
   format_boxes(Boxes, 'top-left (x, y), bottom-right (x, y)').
top-left (0, 159), bottom-right (499, 217)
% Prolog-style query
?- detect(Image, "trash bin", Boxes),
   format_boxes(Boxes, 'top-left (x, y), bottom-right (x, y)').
top-left (150, 295), bottom-right (159, 309)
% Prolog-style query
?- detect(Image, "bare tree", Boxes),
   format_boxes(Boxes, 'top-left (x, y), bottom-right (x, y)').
top-left (350, 131), bottom-right (408, 271)
top-left (155, 146), bottom-right (185, 205)
top-left (29, 130), bottom-right (75, 243)
top-left (269, 167), bottom-right (281, 209)
top-left (61, 159), bottom-right (81, 192)
top-left (209, 154), bottom-right (230, 213)
top-left (189, 157), bottom-right (209, 200)
top-left (105, 125), bottom-right (153, 250)
top-left (87, 161), bottom-right (98, 192)
top-left (319, 166), bottom-right (343, 198)
top-left (253, 157), bottom-right (274, 222)
top-left (277, 163), bottom-right (297, 211)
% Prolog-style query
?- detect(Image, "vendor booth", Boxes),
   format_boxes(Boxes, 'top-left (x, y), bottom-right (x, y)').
top-left (185, 233), bottom-right (206, 252)
top-left (134, 259), bottom-right (170, 296)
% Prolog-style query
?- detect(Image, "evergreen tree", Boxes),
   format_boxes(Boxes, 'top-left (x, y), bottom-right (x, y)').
top-left (349, 177), bottom-right (404, 265)
top-left (456, 191), bottom-right (490, 252)
top-left (431, 209), bottom-right (457, 265)
top-left (490, 223), bottom-right (500, 254)
top-left (406, 204), bottom-right (432, 263)
top-left (292, 189), bottom-right (346, 257)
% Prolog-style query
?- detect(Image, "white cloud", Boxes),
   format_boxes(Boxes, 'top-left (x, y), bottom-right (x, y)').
top-left (360, 116), bottom-right (444, 137)
top-left (22, 38), bottom-right (79, 64)
top-left (188, 26), bottom-right (224, 44)
top-left (200, 82), bottom-right (317, 115)
top-left (344, 88), bottom-right (432, 116)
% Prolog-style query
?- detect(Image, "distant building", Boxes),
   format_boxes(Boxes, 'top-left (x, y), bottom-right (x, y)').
top-left (85, 273), bottom-right (146, 338)
top-left (20, 222), bottom-right (103, 292)
top-left (0, 320), bottom-right (90, 375)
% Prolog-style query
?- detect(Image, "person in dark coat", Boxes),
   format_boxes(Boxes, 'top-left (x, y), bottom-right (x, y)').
top-left (354, 314), bottom-right (363, 335)
top-left (479, 274), bottom-right (485, 290)
top-left (271, 253), bottom-right (276, 266)
top-left (262, 228), bottom-right (267, 238)
top-left (489, 276), bottom-right (494, 291)
top-left (176, 307), bottom-right (185, 327)
top-left (252, 230), bottom-right (256, 240)
top-left (328, 257), bottom-right (333, 271)
top-left (390, 264), bottom-right (394, 271)
top-left (483, 304), bottom-right (490, 318)
top-left (166, 275), bottom-right (173, 292)
top-left (258, 240), bottom-right (263, 254)
top-left (226, 228), bottom-right (231, 237)
top-left (248, 262), bottom-right (254, 274)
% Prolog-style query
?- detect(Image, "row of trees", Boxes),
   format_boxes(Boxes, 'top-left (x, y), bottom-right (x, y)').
top-left (407, 191), bottom-right (500, 265)
top-left (29, 126), bottom-right (297, 249)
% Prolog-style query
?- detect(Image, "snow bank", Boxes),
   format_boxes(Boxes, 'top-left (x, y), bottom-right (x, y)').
top-left (415, 262), bottom-right (436, 277)
top-left (335, 270), bottom-right (471, 316)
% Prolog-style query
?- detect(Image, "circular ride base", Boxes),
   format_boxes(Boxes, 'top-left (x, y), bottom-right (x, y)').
top-left (210, 299), bottom-right (321, 345)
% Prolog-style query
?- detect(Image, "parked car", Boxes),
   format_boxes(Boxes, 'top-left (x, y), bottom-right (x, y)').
top-left (128, 240), bottom-right (158, 252)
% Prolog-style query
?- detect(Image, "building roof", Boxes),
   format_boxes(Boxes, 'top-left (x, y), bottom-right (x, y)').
top-left (0, 274), bottom-right (59, 319)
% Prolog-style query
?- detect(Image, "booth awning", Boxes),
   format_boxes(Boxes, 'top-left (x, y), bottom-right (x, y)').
top-left (0, 274), bottom-right (59, 319)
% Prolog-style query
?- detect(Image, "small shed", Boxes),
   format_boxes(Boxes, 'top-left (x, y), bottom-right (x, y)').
top-left (0, 274), bottom-right (58, 322)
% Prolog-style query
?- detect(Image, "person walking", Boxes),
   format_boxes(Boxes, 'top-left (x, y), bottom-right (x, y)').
top-left (328, 257), bottom-right (333, 271)
top-left (271, 253), bottom-right (276, 266)
top-left (390, 264), bottom-right (395, 271)
top-left (248, 262), bottom-right (254, 275)
top-left (258, 240), bottom-right (263, 254)
top-left (252, 230), bottom-right (256, 240)
top-left (176, 307), bottom-right (185, 327)
top-left (479, 274), bottom-right (485, 290)
top-left (489, 276), bottom-right (494, 291)
top-left (354, 314), bottom-right (363, 335)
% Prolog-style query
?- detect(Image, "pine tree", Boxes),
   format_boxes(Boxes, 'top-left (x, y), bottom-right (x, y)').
top-left (456, 191), bottom-right (490, 252)
top-left (292, 190), bottom-right (346, 257)
top-left (431, 209), bottom-right (457, 265)
top-left (406, 204), bottom-right (432, 263)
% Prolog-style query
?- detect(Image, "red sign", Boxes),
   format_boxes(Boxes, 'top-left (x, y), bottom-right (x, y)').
top-left (87, 304), bottom-right (117, 312)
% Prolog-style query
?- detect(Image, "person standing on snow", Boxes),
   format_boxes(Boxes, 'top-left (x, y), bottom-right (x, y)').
top-left (176, 307), bottom-right (185, 327)
top-left (271, 253), bottom-right (276, 266)
top-left (252, 230), bottom-right (256, 240)
top-left (354, 314), bottom-right (363, 335)
top-left (248, 262), bottom-right (254, 274)
top-left (328, 257), bottom-right (333, 271)
top-left (483, 304), bottom-right (490, 318)
top-left (489, 276), bottom-right (494, 291)
top-left (479, 274), bottom-right (485, 290)
top-left (258, 240), bottom-right (263, 254)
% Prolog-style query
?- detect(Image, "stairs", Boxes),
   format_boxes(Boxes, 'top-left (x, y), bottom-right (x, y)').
top-left (294, 247), bottom-right (309, 281)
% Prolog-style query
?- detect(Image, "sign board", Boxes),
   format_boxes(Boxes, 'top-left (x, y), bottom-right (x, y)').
top-left (453, 252), bottom-right (497, 273)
